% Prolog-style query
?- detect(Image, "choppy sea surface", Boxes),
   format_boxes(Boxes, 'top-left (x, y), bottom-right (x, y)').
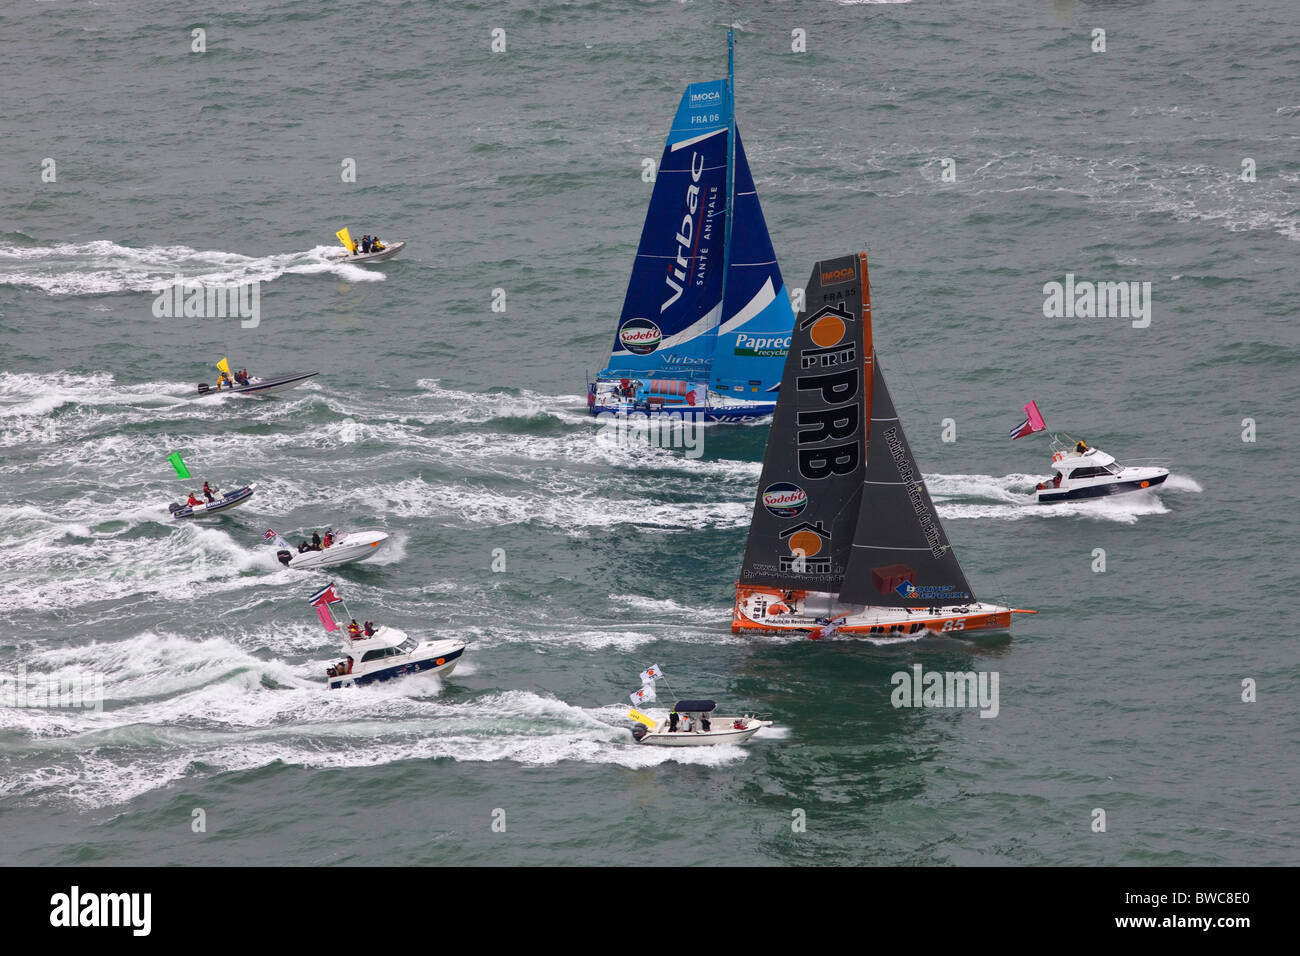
top-left (1, 0), bottom-right (1296, 865)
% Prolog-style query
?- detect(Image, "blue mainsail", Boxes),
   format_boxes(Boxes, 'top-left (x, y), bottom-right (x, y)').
top-left (602, 80), bottom-right (731, 378)
top-left (709, 129), bottom-right (796, 395)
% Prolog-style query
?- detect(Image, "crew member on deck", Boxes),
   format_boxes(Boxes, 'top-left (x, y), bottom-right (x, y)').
top-left (187, 492), bottom-right (202, 506)
top-left (322, 530), bottom-right (333, 548)
top-left (1075, 440), bottom-right (1088, 453)
top-left (203, 481), bottom-right (215, 502)
top-left (363, 621), bottom-right (375, 636)
top-left (347, 619), bottom-right (362, 639)
top-left (311, 531), bottom-right (322, 550)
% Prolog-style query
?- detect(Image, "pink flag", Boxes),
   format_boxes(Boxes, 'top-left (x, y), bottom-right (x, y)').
top-left (1010, 401), bottom-right (1047, 440)
top-left (315, 603), bottom-right (339, 632)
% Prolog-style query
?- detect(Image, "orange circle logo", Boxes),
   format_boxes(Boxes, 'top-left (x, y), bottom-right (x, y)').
top-left (809, 315), bottom-right (846, 348)
top-left (789, 530), bottom-right (823, 557)
top-left (435, 658), bottom-right (445, 665)
top-left (1140, 481), bottom-right (1149, 488)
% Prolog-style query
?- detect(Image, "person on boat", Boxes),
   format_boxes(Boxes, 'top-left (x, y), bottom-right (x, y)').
top-left (298, 540), bottom-right (309, 553)
top-left (345, 656), bottom-right (354, 674)
top-left (311, 531), bottom-right (322, 550)
top-left (1052, 473), bottom-right (1062, 488)
top-left (681, 714), bottom-right (693, 733)
top-left (203, 481), bottom-right (215, 502)
top-left (360, 235), bottom-right (373, 254)
top-left (371, 236), bottom-right (385, 251)
top-left (1075, 439), bottom-right (1089, 453)
top-left (235, 368), bottom-right (249, 386)
top-left (668, 710), bottom-right (679, 733)
top-left (701, 715), bottom-right (711, 732)
top-left (347, 619), bottom-right (362, 639)
top-left (363, 621), bottom-right (375, 636)
top-left (322, 529), bottom-right (334, 548)
top-left (218, 370), bottom-right (233, 390)
top-left (186, 492), bottom-right (202, 507)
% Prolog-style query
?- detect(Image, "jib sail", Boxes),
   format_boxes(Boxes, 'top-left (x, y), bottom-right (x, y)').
top-left (709, 129), bottom-right (796, 397)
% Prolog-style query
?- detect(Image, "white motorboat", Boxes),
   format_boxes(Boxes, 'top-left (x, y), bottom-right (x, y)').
top-left (277, 530), bottom-right (390, 569)
top-left (1034, 434), bottom-right (1169, 504)
top-left (631, 700), bottom-right (771, 747)
top-left (168, 483), bottom-right (256, 518)
top-left (324, 626), bottom-right (466, 689)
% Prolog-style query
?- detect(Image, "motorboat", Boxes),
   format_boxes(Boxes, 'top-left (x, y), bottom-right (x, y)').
top-left (324, 627), bottom-right (466, 689)
top-left (1034, 434), bottom-right (1169, 504)
top-left (631, 700), bottom-right (771, 746)
top-left (193, 370), bottom-right (318, 398)
top-left (277, 530), bottom-right (390, 569)
top-left (168, 484), bottom-right (255, 518)
top-left (337, 240), bottom-right (404, 263)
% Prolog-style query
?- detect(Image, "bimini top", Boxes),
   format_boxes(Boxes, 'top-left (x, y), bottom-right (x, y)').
top-left (673, 699), bottom-right (716, 713)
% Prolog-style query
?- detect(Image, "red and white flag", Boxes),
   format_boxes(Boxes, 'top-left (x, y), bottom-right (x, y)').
top-left (1009, 400), bottom-right (1047, 439)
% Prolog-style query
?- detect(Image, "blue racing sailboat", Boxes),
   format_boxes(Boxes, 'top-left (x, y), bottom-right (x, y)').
top-left (587, 32), bottom-right (795, 423)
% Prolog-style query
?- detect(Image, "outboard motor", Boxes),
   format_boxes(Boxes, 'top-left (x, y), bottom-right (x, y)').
top-left (197, 382), bottom-right (210, 394)
top-left (631, 724), bottom-right (649, 742)
top-left (168, 502), bottom-right (183, 514)
top-left (277, 550), bottom-right (292, 566)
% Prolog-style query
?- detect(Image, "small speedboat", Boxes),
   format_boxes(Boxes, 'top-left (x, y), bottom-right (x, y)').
top-left (337, 241), bottom-right (405, 264)
top-left (278, 530), bottom-right (390, 570)
top-left (1035, 434), bottom-right (1169, 504)
top-left (169, 484), bottom-right (256, 518)
top-left (324, 627), bottom-right (465, 689)
top-left (631, 700), bottom-right (771, 747)
top-left (193, 370), bottom-right (318, 398)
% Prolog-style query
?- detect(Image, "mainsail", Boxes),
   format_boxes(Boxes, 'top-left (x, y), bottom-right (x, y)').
top-left (602, 80), bottom-right (732, 378)
top-left (709, 129), bottom-right (797, 396)
top-left (738, 253), bottom-right (872, 593)
top-left (738, 252), bottom-right (976, 608)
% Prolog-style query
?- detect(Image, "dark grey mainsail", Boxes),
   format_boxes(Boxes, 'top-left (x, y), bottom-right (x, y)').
top-left (838, 358), bottom-right (977, 607)
top-left (737, 253), bottom-right (873, 593)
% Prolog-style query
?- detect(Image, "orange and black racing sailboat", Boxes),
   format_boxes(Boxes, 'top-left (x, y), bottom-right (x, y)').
top-left (732, 252), bottom-right (1034, 639)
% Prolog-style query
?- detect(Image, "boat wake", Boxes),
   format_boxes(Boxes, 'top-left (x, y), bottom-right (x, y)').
top-left (0, 629), bottom-right (747, 809)
top-left (0, 240), bottom-right (385, 296)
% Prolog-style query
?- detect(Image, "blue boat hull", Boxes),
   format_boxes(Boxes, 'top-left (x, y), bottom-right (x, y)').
top-left (328, 646), bottom-right (464, 689)
top-left (1037, 473), bottom-right (1168, 504)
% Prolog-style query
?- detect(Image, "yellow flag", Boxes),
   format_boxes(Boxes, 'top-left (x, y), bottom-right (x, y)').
top-left (216, 358), bottom-right (230, 375)
top-left (335, 228), bottom-right (356, 253)
top-left (628, 708), bottom-right (657, 730)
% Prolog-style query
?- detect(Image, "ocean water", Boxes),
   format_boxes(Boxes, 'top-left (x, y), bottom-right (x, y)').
top-left (0, 0), bottom-right (1296, 866)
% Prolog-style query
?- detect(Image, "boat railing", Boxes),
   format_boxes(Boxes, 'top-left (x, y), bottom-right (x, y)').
top-left (1117, 457), bottom-right (1170, 468)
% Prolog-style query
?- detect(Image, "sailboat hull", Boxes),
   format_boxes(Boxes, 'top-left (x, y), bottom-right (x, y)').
top-left (587, 381), bottom-right (776, 422)
top-left (732, 586), bottom-right (1020, 638)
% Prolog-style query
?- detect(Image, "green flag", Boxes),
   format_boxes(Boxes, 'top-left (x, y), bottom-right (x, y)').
top-left (168, 452), bottom-right (191, 479)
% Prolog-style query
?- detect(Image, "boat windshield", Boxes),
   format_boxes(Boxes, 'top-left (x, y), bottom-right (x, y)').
top-left (398, 637), bottom-right (418, 653)
top-left (1106, 463), bottom-right (1123, 475)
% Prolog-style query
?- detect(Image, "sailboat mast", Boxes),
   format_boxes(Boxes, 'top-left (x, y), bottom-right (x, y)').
top-left (721, 29), bottom-right (736, 305)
